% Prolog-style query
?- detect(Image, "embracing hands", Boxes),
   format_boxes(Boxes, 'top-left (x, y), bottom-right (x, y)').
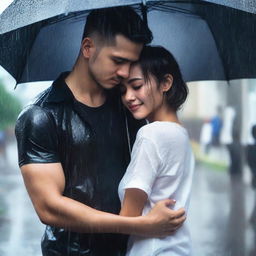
top-left (140, 199), bottom-right (186, 237)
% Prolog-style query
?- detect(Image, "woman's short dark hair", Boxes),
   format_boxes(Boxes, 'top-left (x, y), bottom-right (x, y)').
top-left (83, 6), bottom-right (153, 45)
top-left (138, 45), bottom-right (188, 111)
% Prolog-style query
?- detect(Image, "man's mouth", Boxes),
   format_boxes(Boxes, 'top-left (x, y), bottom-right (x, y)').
top-left (111, 78), bottom-right (121, 84)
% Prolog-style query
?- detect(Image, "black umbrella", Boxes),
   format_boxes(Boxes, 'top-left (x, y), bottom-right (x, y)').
top-left (0, 0), bottom-right (256, 84)
top-left (202, 0), bottom-right (256, 14)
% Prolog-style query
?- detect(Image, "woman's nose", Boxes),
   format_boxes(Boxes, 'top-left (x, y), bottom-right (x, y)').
top-left (123, 88), bottom-right (135, 103)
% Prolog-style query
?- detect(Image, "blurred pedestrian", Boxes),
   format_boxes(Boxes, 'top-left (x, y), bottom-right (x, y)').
top-left (200, 119), bottom-right (212, 154)
top-left (220, 106), bottom-right (242, 175)
top-left (246, 125), bottom-right (256, 188)
top-left (211, 106), bottom-right (222, 147)
top-left (0, 130), bottom-right (7, 164)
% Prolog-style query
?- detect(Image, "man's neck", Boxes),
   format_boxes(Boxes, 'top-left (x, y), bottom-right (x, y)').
top-left (65, 62), bottom-right (106, 107)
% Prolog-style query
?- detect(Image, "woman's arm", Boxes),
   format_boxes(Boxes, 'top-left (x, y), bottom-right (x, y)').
top-left (120, 188), bottom-right (148, 216)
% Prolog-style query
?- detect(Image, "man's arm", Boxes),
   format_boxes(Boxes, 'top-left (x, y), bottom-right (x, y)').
top-left (21, 163), bottom-right (185, 237)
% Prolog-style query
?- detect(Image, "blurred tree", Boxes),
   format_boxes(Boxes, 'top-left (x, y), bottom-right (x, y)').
top-left (0, 81), bottom-right (21, 130)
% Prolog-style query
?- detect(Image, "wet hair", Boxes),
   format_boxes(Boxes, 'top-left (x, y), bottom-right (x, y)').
top-left (138, 45), bottom-right (188, 111)
top-left (82, 6), bottom-right (153, 45)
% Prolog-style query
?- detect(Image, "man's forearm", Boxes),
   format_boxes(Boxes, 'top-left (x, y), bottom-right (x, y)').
top-left (38, 194), bottom-right (148, 235)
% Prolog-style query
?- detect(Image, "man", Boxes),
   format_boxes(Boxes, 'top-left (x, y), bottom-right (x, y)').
top-left (15, 6), bottom-right (186, 256)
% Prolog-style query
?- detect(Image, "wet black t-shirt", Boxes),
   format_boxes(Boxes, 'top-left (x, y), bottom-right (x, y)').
top-left (15, 73), bottom-right (143, 256)
top-left (73, 96), bottom-right (129, 214)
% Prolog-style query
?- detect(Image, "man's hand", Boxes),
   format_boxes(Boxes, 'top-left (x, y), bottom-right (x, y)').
top-left (141, 199), bottom-right (186, 237)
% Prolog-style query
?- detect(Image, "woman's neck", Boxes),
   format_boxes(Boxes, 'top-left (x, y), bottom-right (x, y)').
top-left (147, 105), bottom-right (180, 124)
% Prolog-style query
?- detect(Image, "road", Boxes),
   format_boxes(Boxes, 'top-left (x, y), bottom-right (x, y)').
top-left (0, 140), bottom-right (44, 256)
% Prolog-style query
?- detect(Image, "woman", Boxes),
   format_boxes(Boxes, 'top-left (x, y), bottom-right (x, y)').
top-left (118, 46), bottom-right (195, 256)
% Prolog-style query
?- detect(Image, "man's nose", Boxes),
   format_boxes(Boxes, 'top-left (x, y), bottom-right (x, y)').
top-left (117, 64), bottom-right (130, 79)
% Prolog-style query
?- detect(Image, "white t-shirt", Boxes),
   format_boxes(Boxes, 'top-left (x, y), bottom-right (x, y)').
top-left (118, 121), bottom-right (195, 256)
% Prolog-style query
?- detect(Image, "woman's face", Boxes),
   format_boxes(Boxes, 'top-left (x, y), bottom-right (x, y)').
top-left (120, 64), bottom-right (164, 121)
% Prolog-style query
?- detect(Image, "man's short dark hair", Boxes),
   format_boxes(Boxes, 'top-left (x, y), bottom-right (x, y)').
top-left (83, 6), bottom-right (153, 45)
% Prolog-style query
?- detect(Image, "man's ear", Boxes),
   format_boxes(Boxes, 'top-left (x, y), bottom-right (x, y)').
top-left (162, 74), bottom-right (173, 93)
top-left (81, 37), bottom-right (94, 58)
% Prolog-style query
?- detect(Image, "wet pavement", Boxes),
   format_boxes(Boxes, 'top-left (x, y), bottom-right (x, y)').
top-left (0, 141), bottom-right (44, 256)
top-left (188, 164), bottom-right (256, 256)
top-left (0, 141), bottom-right (256, 256)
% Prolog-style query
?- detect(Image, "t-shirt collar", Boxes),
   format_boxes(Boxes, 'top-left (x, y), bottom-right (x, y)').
top-left (45, 72), bottom-right (75, 103)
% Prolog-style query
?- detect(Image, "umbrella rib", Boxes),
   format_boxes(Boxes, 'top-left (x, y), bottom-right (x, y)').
top-left (147, 1), bottom-right (203, 18)
top-left (44, 4), bottom-right (145, 26)
top-left (152, 6), bottom-right (201, 18)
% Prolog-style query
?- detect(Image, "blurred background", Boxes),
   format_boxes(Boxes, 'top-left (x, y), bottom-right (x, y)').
top-left (0, 0), bottom-right (256, 256)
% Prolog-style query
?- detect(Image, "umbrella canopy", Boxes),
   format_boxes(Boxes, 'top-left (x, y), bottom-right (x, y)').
top-left (0, 0), bottom-right (256, 84)
top-left (1, 0), bottom-right (255, 34)
top-left (202, 0), bottom-right (256, 14)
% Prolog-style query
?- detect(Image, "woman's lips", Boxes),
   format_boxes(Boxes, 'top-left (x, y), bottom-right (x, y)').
top-left (128, 104), bottom-right (142, 112)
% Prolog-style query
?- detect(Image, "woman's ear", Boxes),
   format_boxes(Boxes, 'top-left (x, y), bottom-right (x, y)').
top-left (161, 74), bottom-right (173, 93)
top-left (81, 37), bottom-right (94, 58)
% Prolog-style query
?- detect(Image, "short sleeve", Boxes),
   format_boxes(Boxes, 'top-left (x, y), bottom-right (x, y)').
top-left (15, 105), bottom-right (60, 167)
top-left (119, 135), bottom-right (162, 200)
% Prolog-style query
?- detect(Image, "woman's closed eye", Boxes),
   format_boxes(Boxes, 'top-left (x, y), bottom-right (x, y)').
top-left (132, 84), bottom-right (143, 91)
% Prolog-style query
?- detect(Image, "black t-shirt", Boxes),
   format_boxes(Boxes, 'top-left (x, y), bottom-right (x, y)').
top-left (73, 96), bottom-right (128, 214)
top-left (15, 73), bottom-right (143, 256)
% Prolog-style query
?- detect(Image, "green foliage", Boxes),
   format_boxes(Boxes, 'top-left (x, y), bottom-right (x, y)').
top-left (0, 82), bottom-right (22, 130)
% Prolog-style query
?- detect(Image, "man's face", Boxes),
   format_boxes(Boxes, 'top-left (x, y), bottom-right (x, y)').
top-left (87, 35), bottom-right (143, 89)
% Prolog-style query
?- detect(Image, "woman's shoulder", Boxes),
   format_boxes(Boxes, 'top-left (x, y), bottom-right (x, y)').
top-left (137, 121), bottom-right (189, 143)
